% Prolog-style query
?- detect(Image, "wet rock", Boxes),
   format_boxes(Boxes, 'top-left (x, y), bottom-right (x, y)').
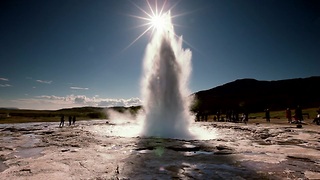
top-left (259, 133), bottom-right (270, 139)
top-left (70, 148), bottom-right (80, 152)
top-left (71, 144), bottom-right (81, 147)
top-left (216, 145), bottom-right (230, 151)
top-left (61, 148), bottom-right (70, 152)
top-left (287, 155), bottom-right (315, 163)
top-left (3, 127), bottom-right (19, 132)
top-left (284, 129), bottom-right (293, 132)
top-left (134, 146), bottom-right (154, 151)
top-left (20, 168), bottom-right (32, 173)
top-left (166, 146), bottom-right (200, 152)
top-left (214, 150), bottom-right (233, 155)
top-left (277, 139), bottom-right (307, 145)
top-left (254, 140), bottom-right (271, 145)
top-left (43, 131), bottom-right (54, 134)
top-left (0, 160), bottom-right (8, 173)
top-left (0, 147), bottom-right (15, 151)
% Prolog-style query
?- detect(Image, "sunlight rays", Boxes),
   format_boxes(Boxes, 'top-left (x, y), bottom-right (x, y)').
top-left (123, 0), bottom-right (198, 52)
top-left (124, 0), bottom-right (173, 50)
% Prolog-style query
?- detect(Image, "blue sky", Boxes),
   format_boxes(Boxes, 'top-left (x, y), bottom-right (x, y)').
top-left (0, 0), bottom-right (319, 110)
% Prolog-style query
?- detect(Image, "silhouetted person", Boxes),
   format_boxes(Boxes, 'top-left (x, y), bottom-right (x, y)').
top-left (72, 116), bottom-right (76, 125)
top-left (68, 116), bottom-right (72, 126)
top-left (313, 110), bottom-right (320, 125)
top-left (235, 112), bottom-right (239, 122)
top-left (242, 111), bottom-right (249, 124)
top-left (226, 110), bottom-right (230, 122)
top-left (295, 105), bottom-right (303, 123)
top-left (231, 110), bottom-right (235, 122)
top-left (286, 108), bottom-right (292, 123)
top-left (59, 115), bottom-right (65, 127)
top-left (217, 111), bottom-right (221, 121)
top-left (265, 109), bottom-right (270, 122)
top-left (241, 113), bottom-right (246, 124)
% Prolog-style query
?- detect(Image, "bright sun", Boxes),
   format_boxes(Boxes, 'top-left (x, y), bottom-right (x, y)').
top-left (124, 0), bottom-right (198, 55)
top-left (134, 0), bottom-right (172, 34)
top-left (150, 14), bottom-right (169, 32)
top-left (124, 0), bottom-right (175, 49)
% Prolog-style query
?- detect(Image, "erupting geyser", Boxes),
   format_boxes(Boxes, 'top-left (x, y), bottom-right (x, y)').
top-left (140, 12), bottom-right (194, 139)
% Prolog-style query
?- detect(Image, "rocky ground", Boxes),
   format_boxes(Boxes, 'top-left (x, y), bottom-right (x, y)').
top-left (0, 120), bottom-right (319, 179)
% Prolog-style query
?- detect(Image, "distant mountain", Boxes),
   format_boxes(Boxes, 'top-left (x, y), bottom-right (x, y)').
top-left (0, 107), bottom-right (19, 110)
top-left (192, 76), bottom-right (320, 114)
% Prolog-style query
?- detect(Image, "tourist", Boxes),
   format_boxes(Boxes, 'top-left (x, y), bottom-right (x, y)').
top-left (217, 110), bottom-right (221, 121)
top-left (265, 109), bottom-right (270, 122)
top-left (235, 110), bottom-right (239, 122)
top-left (286, 108), bottom-right (292, 123)
top-left (242, 113), bottom-right (248, 124)
top-left (72, 116), bottom-right (76, 125)
top-left (59, 115), bottom-right (65, 127)
top-left (226, 110), bottom-right (230, 122)
top-left (313, 110), bottom-right (320, 125)
top-left (295, 105), bottom-right (303, 123)
top-left (69, 116), bottom-right (72, 126)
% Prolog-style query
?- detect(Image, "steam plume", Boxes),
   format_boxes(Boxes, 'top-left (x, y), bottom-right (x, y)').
top-left (140, 12), bottom-right (193, 139)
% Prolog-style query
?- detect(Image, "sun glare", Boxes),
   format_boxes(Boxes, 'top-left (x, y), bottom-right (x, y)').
top-left (124, 0), bottom-right (197, 52)
top-left (138, 0), bottom-right (172, 34)
top-left (150, 14), bottom-right (169, 32)
top-left (124, 0), bottom-right (174, 49)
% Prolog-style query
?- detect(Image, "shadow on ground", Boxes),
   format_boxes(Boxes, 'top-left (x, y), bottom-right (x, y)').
top-left (119, 137), bottom-right (269, 179)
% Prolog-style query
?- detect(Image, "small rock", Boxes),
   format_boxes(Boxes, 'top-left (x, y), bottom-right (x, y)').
top-left (61, 149), bottom-right (70, 152)
top-left (214, 150), bottom-right (233, 155)
top-left (71, 148), bottom-right (80, 152)
top-left (216, 145), bottom-right (230, 151)
top-left (20, 168), bottom-right (32, 173)
top-left (296, 124), bottom-right (302, 128)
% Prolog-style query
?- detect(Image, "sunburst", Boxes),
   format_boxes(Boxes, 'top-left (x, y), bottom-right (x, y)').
top-left (124, 0), bottom-right (200, 53)
top-left (124, 0), bottom-right (176, 49)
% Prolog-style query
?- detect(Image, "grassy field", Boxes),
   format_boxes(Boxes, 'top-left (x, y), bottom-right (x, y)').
top-left (0, 108), bottom-right (106, 124)
top-left (249, 107), bottom-right (318, 120)
top-left (205, 107), bottom-right (319, 125)
top-left (0, 107), bottom-right (319, 125)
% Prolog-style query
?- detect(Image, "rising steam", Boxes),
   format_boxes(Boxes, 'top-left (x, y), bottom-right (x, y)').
top-left (140, 12), bottom-right (194, 139)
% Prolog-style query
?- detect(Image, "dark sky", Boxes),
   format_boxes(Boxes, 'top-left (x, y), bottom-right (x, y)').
top-left (0, 0), bottom-right (319, 109)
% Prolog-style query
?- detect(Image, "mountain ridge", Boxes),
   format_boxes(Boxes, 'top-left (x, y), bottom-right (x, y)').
top-left (192, 76), bottom-right (320, 114)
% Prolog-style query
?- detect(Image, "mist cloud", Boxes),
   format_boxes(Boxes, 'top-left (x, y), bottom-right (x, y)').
top-left (0, 84), bottom-right (11, 87)
top-left (0, 78), bottom-right (9, 81)
top-left (5, 94), bottom-right (142, 110)
top-left (36, 80), bottom-right (52, 84)
top-left (70, 86), bottom-right (89, 90)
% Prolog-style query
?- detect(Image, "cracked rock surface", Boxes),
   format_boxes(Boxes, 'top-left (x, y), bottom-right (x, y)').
top-left (0, 120), bottom-right (320, 179)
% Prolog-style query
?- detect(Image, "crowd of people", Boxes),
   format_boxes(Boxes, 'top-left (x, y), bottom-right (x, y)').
top-left (198, 105), bottom-right (320, 125)
top-left (59, 115), bottom-right (76, 127)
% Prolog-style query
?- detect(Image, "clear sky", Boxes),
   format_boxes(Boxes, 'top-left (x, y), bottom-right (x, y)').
top-left (0, 0), bottom-right (319, 110)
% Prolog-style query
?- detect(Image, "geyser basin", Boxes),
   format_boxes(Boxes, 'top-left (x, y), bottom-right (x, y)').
top-left (90, 121), bottom-right (218, 140)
